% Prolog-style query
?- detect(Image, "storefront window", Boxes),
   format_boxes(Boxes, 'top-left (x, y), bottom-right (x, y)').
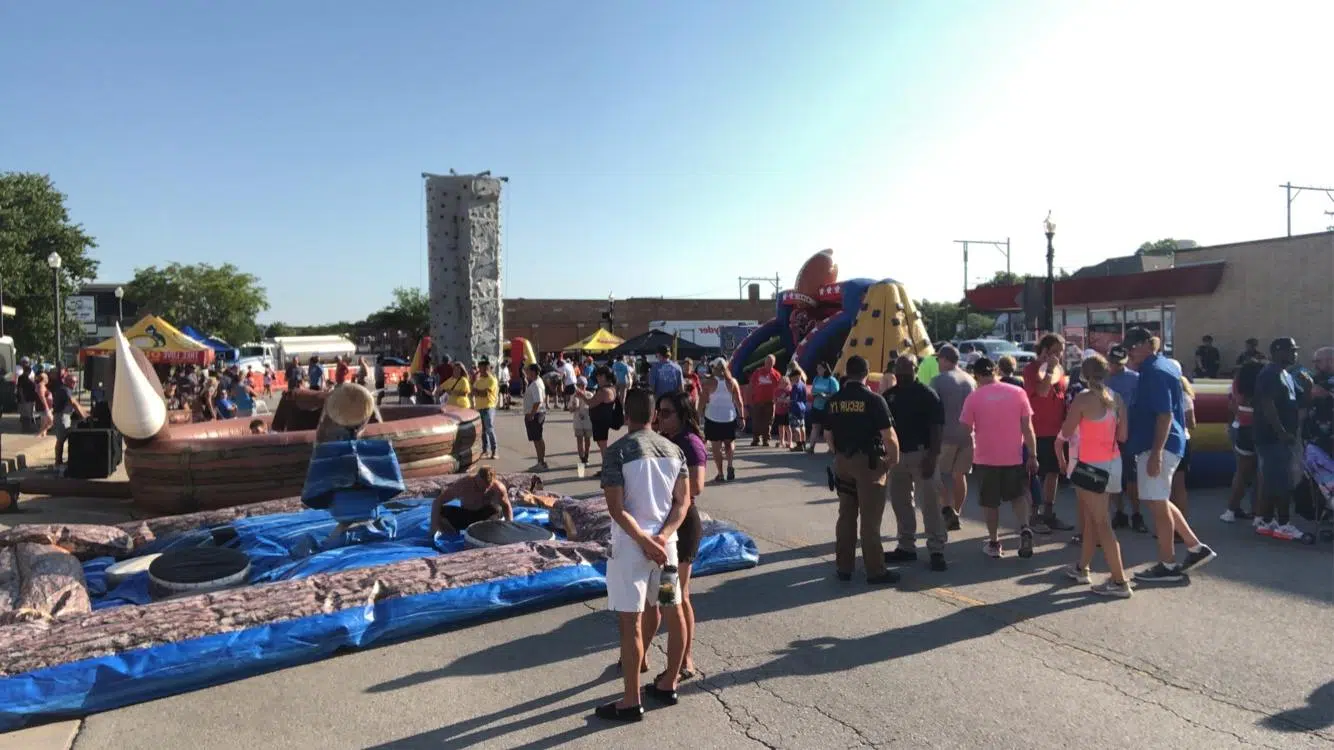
top-left (1087, 308), bottom-right (1122, 353)
top-left (1162, 306), bottom-right (1175, 355)
top-left (1126, 307), bottom-right (1163, 335)
top-left (1063, 308), bottom-right (1088, 328)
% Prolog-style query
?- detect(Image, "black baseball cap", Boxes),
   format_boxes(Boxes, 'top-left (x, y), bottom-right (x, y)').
top-left (1107, 345), bottom-right (1128, 363)
top-left (972, 356), bottom-right (995, 376)
top-left (1270, 337), bottom-right (1299, 354)
top-left (1123, 326), bottom-right (1154, 349)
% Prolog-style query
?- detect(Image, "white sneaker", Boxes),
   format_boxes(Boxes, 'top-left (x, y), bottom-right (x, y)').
top-left (1251, 515), bottom-right (1265, 529)
top-left (1062, 565), bottom-right (1091, 584)
top-left (1271, 523), bottom-right (1307, 542)
top-left (983, 540), bottom-right (1003, 558)
top-left (1219, 509), bottom-right (1237, 523)
top-left (1255, 519), bottom-right (1278, 537)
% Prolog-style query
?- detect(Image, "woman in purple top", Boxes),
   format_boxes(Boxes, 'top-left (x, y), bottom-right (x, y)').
top-left (642, 390), bottom-right (707, 680)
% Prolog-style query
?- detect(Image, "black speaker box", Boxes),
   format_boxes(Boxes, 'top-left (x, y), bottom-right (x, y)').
top-left (66, 427), bottom-right (124, 480)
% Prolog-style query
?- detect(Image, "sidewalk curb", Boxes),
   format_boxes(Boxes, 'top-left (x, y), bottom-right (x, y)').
top-left (0, 719), bottom-right (81, 750)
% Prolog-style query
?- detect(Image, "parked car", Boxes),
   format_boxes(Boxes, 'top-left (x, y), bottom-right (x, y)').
top-left (955, 339), bottom-right (1037, 367)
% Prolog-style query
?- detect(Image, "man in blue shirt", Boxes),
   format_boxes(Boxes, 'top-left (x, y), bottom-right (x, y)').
top-left (612, 355), bottom-right (632, 406)
top-left (308, 356), bottom-right (326, 391)
top-left (1104, 346), bottom-right (1146, 532)
top-left (1122, 327), bottom-right (1216, 582)
top-left (1253, 337), bottom-right (1305, 541)
top-left (649, 346), bottom-right (684, 398)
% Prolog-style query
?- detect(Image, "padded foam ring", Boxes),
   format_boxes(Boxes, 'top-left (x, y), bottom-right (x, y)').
top-left (463, 521), bottom-right (554, 549)
top-left (148, 547), bottom-right (250, 600)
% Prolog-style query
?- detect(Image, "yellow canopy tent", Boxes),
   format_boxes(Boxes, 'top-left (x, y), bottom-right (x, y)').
top-left (81, 315), bottom-right (215, 366)
top-left (562, 328), bottom-right (623, 354)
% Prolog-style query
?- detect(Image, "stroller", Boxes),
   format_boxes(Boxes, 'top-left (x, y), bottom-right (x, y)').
top-left (1294, 442), bottom-right (1334, 543)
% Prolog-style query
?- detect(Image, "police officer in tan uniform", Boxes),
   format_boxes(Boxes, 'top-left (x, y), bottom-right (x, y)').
top-left (824, 355), bottom-right (900, 584)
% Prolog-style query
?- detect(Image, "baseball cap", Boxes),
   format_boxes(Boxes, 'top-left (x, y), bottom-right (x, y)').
top-left (1107, 345), bottom-right (1128, 363)
top-left (1122, 326), bottom-right (1154, 349)
top-left (972, 356), bottom-right (996, 376)
top-left (1271, 337), bottom-right (1299, 354)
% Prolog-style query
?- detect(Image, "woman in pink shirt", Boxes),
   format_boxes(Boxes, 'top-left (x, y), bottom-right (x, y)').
top-left (1055, 354), bottom-right (1131, 598)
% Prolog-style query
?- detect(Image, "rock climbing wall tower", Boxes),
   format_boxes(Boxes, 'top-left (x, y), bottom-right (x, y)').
top-left (424, 173), bottom-right (504, 367)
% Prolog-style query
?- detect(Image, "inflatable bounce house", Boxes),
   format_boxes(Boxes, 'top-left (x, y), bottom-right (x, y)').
top-left (730, 249), bottom-right (934, 383)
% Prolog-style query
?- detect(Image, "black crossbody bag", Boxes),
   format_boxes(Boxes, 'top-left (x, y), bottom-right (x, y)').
top-left (1069, 461), bottom-right (1111, 493)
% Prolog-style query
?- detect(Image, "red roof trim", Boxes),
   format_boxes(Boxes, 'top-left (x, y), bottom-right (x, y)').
top-left (965, 262), bottom-right (1225, 311)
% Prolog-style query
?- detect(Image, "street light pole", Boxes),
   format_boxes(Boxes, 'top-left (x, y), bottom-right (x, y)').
top-left (47, 252), bottom-right (63, 364)
top-left (115, 286), bottom-right (125, 322)
top-left (1043, 213), bottom-right (1056, 335)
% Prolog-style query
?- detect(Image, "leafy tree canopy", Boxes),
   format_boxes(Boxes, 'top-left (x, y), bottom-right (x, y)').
top-left (1137, 238), bottom-right (1196, 256)
top-left (0, 173), bottom-right (99, 359)
top-left (363, 286), bottom-right (429, 337)
top-left (915, 299), bottom-right (996, 342)
top-left (126, 262), bottom-right (268, 348)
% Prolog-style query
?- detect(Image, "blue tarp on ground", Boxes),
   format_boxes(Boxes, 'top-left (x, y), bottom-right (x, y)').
top-left (1, 497), bottom-right (759, 729)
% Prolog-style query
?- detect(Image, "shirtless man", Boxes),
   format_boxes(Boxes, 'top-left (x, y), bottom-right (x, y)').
top-left (431, 465), bottom-right (514, 534)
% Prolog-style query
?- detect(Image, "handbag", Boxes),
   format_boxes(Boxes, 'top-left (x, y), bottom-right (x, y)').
top-left (1069, 461), bottom-right (1111, 493)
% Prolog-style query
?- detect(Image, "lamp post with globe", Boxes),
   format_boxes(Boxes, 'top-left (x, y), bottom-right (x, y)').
top-left (1043, 213), bottom-right (1056, 334)
top-left (47, 252), bottom-right (62, 363)
top-left (115, 285), bottom-right (125, 323)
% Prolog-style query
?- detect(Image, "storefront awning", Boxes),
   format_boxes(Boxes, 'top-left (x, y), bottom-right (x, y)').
top-left (965, 262), bottom-right (1226, 311)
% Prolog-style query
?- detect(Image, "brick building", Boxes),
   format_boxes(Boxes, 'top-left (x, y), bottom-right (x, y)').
top-left (504, 296), bottom-right (775, 353)
top-left (965, 231), bottom-right (1334, 371)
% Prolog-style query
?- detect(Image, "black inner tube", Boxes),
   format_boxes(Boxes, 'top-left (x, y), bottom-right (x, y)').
top-left (149, 547), bottom-right (250, 584)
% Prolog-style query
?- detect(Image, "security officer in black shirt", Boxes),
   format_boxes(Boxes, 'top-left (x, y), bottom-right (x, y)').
top-left (883, 354), bottom-right (949, 572)
top-left (824, 355), bottom-right (900, 584)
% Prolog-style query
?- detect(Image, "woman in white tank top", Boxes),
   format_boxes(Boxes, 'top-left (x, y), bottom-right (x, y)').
top-left (702, 359), bottom-right (744, 483)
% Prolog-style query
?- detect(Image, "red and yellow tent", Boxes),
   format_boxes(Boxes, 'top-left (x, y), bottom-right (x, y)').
top-left (81, 315), bottom-right (214, 366)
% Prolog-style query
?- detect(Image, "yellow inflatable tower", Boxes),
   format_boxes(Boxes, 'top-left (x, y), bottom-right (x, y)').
top-left (835, 281), bottom-right (934, 380)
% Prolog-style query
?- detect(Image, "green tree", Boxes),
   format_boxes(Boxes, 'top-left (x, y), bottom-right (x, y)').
top-left (364, 286), bottom-right (429, 337)
top-left (975, 270), bottom-right (1024, 288)
top-left (263, 322), bottom-right (291, 339)
top-left (1136, 238), bottom-right (1196, 256)
top-left (126, 262), bottom-right (268, 347)
top-left (917, 299), bottom-right (997, 342)
top-left (0, 173), bottom-right (99, 359)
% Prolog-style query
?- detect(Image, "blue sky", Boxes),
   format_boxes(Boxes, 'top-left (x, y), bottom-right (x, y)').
top-left (4, 1), bottom-right (1331, 325)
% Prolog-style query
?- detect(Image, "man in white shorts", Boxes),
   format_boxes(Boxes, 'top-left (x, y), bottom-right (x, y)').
top-left (1122, 327), bottom-right (1216, 582)
top-left (599, 388), bottom-right (692, 722)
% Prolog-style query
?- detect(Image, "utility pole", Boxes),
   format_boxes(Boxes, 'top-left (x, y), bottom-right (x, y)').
top-left (954, 238), bottom-right (1012, 336)
top-left (1281, 183), bottom-right (1334, 236)
top-left (737, 274), bottom-right (781, 300)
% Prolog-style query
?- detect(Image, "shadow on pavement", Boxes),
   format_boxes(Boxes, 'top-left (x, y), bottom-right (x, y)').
top-left (1261, 680), bottom-right (1334, 733)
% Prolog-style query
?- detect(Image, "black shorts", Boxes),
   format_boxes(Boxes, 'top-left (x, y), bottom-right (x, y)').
top-left (440, 504), bottom-right (499, 531)
top-left (591, 417), bottom-right (611, 443)
top-left (703, 418), bottom-right (736, 442)
top-left (525, 413), bottom-right (545, 442)
top-left (1231, 424), bottom-right (1255, 456)
top-left (975, 465), bottom-right (1029, 508)
top-left (563, 384), bottom-right (575, 397)
top-left (810, 406), bottom-right (827, 427)
top-left (677, 503), bottom-right (703, 564)
top-left (788, 411), bottom-right (807, 428)
top-left (1035, 436), bottom-right (1063, 477)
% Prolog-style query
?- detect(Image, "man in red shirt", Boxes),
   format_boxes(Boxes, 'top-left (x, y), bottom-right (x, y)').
top-left (335, 356), bottom-right (351, 385)
top-left (1022, 333), bottom-right (1075, 534)
top-left (748, 355), bottom-right (781, 447)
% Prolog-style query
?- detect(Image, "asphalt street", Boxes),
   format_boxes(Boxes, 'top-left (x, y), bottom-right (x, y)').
top-left (16, 405), bottom-right (1334, 749)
